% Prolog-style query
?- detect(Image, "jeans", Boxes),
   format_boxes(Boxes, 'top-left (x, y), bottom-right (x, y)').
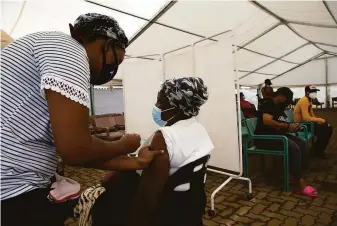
top-left (256, 135), bottom-right (309, 181)
top-left (314, 123), bottom-right (333, 155)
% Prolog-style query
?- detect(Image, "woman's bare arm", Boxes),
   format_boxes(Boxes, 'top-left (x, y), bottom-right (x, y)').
top-left (127, 131), bottom-right (170, 226)
top-left (85, 146), bottom-right (164, 171)
top-left (46, 90), bottom-right (140, 165)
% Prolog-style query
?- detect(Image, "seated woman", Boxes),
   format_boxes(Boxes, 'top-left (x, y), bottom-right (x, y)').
top-left (75, 77), bottom-right (214, 226)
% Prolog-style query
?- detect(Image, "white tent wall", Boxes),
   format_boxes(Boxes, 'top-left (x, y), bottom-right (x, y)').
top-left (331, 86), bottom-right (337, 104)
top-left (328, 58), bottom-right (337, 83)
top-left (271, 60), bottom-right (326, 86)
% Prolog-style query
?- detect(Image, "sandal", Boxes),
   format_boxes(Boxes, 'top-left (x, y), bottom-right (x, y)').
top-left (294, 186), bottom-right (318, 197)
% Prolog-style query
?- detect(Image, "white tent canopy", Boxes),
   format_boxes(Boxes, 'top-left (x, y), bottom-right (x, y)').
top-left (2, 0), bottom-right (337, 89)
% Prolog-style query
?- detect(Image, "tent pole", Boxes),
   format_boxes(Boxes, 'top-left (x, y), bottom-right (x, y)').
top-left (323, 0), bottom-right (337, 25)
top-left (86, 0), bottom-right (218, 45)
top-left (239, 42), bottom-right (310, 80)
top-left (250, 1), bottom-right (329, 53)
top-left (325, 58), bottom-right (330, 108)
top-left (237, 70), bottom-right (277, 76)
top-left (313, 42), bottom-right (337, 48)
top-left (238, 46), bottom-right (298, 64)
top-left (314, 55), bottom-right (337, 61)
top-left (266, 52), bottom-right (325, 85)
top-left (162, 29), bottom-right (232, 60)
top-left (286, 20), bottom-right (337, 29)
top-left (237, 22), bottom-right (281, 51)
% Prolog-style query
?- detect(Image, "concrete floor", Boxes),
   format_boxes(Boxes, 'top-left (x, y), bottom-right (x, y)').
top-left (65, 109), bottom-right (337, 226)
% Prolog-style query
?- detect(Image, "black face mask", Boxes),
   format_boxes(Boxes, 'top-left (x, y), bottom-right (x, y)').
top-left (91, 41), bottom-right (119, 85)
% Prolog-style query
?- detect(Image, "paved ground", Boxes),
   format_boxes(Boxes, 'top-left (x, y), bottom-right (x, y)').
top-left (64, 152), bottom-right (337, 226)
top-left (65, 110), bottom-right (337, 226)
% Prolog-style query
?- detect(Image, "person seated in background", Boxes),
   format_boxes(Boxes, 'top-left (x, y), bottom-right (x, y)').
top-left (240, 92), bottom-right (257, 118)
top-left (255, 87), bottom-right (317, 197)
top-left (294, 85), bottom-right (333, 158)
top-left (75, 77), bottom-right (214, 226)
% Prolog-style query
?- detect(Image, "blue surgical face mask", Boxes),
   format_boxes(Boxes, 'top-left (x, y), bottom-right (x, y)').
top-left (152, 106), bottom-right (175, 127)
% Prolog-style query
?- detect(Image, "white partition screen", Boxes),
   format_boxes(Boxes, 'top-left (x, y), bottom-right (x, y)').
top-left (123, 59), bottom-right (162, 139)
top-left (165, 49), bottom-right (194, 79)
top-left (194, 41), bottom-right (239, 172)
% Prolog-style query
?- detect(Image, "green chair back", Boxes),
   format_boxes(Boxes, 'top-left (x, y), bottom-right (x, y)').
top-left (245, 118), bottom-right (257, 136)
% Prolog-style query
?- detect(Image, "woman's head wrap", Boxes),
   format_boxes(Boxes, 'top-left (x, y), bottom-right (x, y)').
top-left (161, 77), bottom-right (209, 117)
top-left (74, 13), bottom-right (128, 49)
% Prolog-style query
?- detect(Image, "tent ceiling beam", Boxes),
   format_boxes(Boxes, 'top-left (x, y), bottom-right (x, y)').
top-left (314, 55), bottom-right (337, 60)
top-left (327, 52), bottom-right (337, 56)
top-left (325, 58), bottom-right (329, 107)
top-left (86, 1), bottom-right (228, 49)
top-left (237, 22), bottom-right (281, 51)
top-left (238, 70), bottom-right (277, 76)
top-left (125, 55), bottom-right (157, 61)
top-left (323, 0), bottom-right (337, 25)
top-left (85, 0), bottom-right (152, 20)
top-left (314, 42), bottom-right (337, 48)
top-left (250, 1), bottom-right (329, 54)
top-left (163, 30), bottom-right (231, 58)
top-left (287, 20), bottom-right (337, 29)
top-left (239, 42), bottom-right (310, 80)
top-left (238, 46), bottom-right (298, 64)
top-left (268, 51), bottom-right (325, 84)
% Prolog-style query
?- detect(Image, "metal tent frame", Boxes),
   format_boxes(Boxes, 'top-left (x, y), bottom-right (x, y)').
top-left (85, 0), bottom-right (336, 88)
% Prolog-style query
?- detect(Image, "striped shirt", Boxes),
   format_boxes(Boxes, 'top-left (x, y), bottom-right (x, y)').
top-left (1, 32), bottom-right (90, 200)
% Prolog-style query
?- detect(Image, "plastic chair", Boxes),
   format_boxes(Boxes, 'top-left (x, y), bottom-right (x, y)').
top-left (239, 110), bottom-right (249, 136)
top-left (243, 118), bottom-right (290, 192)
top-left (155, 155), bottom-right (210, 226)
top-left (284, 109), bottom-right (314, 141)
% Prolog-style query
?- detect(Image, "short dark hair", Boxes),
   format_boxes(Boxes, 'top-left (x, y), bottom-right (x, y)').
top-left (265, 79), bottom-right (272, 85)
top-left (275, 87), bottom-right (293, 101)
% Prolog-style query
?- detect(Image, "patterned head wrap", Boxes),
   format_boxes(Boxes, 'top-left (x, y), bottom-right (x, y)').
top-left (161, 77), bottom-right (209, 117)
top-left (74, 13), bottom-right (128, 49)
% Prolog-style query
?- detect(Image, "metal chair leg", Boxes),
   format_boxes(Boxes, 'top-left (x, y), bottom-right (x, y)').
top-left (284, 154), bottom-right (290, 192)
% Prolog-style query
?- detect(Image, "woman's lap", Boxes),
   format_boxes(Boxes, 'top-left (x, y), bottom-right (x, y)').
top-left (92, 171), bottom-right (140, 226)
top-left (1, 188), bottom-right (77, 226)
top-left (92, 171), bottom-right (204, 226)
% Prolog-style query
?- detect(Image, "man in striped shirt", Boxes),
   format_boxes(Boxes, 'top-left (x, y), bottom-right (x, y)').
top-left (1, 13), bottom-right (162, 225)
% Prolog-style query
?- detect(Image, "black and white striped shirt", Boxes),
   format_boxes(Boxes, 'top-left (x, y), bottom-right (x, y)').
top-left (1, 32), bottom-right (90, 200)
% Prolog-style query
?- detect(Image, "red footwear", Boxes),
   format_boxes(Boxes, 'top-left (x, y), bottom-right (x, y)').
top-left (294, 186), bottom-right (318, 197)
